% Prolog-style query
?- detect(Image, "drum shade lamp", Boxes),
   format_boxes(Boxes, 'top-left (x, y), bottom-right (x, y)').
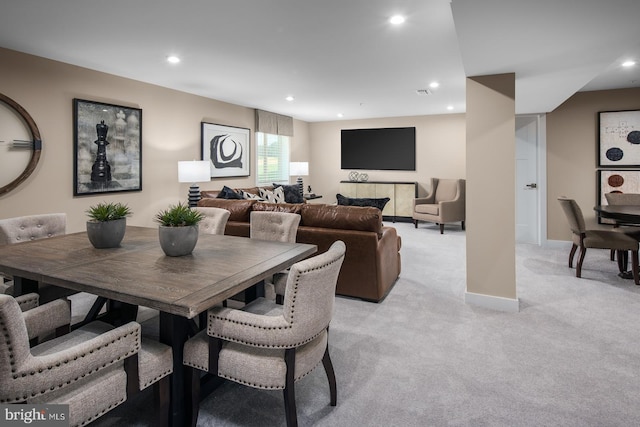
top-left (178, 160), bottom-right (210, 207)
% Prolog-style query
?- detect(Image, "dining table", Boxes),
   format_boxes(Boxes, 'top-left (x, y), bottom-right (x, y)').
top-left (0, 226), bottom-right (317, 427)
top-left (594, 204), bottom-right (640, 224)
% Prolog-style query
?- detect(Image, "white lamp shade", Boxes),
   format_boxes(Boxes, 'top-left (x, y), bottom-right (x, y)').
top-left (289, 162), bottom-right (309, 176)
top-left (178, 160), bottom-right (210, 183)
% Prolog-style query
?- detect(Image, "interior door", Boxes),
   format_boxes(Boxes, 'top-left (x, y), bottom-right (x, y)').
top-left (516, 116), bottom-right (539, 244)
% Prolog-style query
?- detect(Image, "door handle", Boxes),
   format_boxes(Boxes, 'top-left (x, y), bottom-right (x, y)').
top-left (525, 183), bottom-right (537, 189)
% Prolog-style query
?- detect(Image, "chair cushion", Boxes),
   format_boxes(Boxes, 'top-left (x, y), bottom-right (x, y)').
top-left (336, 194), bottom-right (390, 211)
top-left (580, 229), bottom-right (639, 250)
top-left (414, 204), bottom-right (439, 215)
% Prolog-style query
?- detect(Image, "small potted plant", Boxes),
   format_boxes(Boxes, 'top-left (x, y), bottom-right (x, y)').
top-left (155, 202), bottom-right (204, 256)
top-left (86, 201), bottom-right (132, 248)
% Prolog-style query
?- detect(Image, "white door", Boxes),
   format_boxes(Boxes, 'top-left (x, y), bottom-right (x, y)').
top-left (516, 116), bottom-right (539, 244)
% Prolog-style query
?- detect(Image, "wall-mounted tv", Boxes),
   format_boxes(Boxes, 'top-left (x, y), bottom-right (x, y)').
top-left (341, 127), bottom-right (416, 171)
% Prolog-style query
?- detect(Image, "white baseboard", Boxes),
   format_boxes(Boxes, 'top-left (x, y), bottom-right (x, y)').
top-left (464, 291), bottom-right (520, 313)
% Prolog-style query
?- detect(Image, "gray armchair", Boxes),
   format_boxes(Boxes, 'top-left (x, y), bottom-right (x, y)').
top-left (183, 240), bottom-right (346, 427)
top-left (413, 178), bottom-right (465, 234)
top-left (250, 211), bottom-right (301, 304)
top-left (0, 294), bottom-right (173, 426)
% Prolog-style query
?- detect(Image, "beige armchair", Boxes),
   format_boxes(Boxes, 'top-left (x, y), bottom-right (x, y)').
top-left (413, 178), bottom-right (465, 234)
top-left (558, 197), bottom-right (639, 285)
top-left (183, 241), bottom-right (346, 427)
top-left (250, 211), bottom-right (301, 304)
top-left (0, 294), bottom-right (173, 426)
top-left (0, 213), bottom-right (76, 303)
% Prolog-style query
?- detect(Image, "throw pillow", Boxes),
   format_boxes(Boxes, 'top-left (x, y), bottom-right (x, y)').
top-left (273, 183), bottom-right (304, 204)
top-left (259, 186), bottom-right (286, 203)
top-left (217, 185), bottom-right (243, 199)
top-left (336, 193), bottom-right (390, 211)
top-left (240, 190), bottom-right (264, 201)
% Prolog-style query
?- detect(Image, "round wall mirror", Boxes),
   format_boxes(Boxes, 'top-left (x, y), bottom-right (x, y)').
top-left (0, 93), bottom-right (42, 196)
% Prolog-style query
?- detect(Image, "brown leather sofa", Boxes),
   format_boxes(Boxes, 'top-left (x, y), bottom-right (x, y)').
top-left (198, 189), bottom-right (401, 302)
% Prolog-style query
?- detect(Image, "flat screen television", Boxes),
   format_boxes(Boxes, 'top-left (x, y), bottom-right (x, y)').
top-left (341, 127), bottom-right (416, 171)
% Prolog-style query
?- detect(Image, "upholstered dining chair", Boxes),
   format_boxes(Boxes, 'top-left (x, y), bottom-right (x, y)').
top-left (14, 293), bottom-right (71, 346)
top-left (195, 206), bottom-right (231, 235)
top-left (413, 178), bottom-right (465, 234)
top-left (604, 192), bottom-right (640, 261)
top-left (0, 213), bottom-right (75, 303)
top-left (250, 211), bottom-right (301, 304)
top-left (183, 240), bottom-right (346, 427)
top-left (557, 197), bottom-right (640, 285)
top-left (0, 293), bottom-right (173, 427)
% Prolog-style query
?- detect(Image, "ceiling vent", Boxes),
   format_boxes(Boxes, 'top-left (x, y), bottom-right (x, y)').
top-left (416, 89), bottom-right (432, 96)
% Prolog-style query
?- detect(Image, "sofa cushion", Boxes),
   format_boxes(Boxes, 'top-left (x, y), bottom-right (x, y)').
top-left (273, 183), bottom-right (304, 204)
top-left (217, 185), bottom-right (243, 199)
top-left (414, 204), bottom-right (439, 215)
top-left (253, 202), bottom-right (303, 214)
top-left (197, 198), bottom-right (256, 222)
top-left (336, 193), bottom-right (390, 212)
top-left (301, 204), bottom-right (383, 235)
top-left (259, 187), bottom-right (286, 203)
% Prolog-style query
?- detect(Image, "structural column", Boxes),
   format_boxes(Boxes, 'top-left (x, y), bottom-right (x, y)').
top-left (465, 73), bottom-right (519, 312)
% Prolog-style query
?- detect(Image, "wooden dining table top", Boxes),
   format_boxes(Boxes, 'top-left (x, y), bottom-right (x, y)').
top-left (0, 226), bottom-right (317, 319)
top-left (594, 205), bottom-right (640, 224)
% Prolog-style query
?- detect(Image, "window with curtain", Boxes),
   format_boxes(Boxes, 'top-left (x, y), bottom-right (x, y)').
top-left (256, 132), bottom-right (290, 186)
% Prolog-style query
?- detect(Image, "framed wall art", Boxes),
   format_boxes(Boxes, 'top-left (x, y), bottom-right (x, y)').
top-left (201, 122), bottom-right (250, 178)
top-left (597, 169), bottom-right (640, 223)
top-left (598, 109), bottom-right (640, 167)
top-left (73, 98), bottom-right (142, 196)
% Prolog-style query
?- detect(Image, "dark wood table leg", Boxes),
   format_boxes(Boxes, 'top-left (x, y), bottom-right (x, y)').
top-left (160, 312), bottom-right (190, 427)
top-left (244, 280), bottom-right (265, 302)
top-left (12, 276), bottom-right (39, 295)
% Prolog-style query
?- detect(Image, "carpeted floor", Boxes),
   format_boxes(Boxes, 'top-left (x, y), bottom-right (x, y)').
top-left (84, 221), bottom-right (640, 426)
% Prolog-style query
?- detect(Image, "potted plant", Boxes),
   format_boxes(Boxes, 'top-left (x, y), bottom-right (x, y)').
top-left (155, 202), bottom-right (204, 256)
top-left (86, 201), bottom-right (132, 248)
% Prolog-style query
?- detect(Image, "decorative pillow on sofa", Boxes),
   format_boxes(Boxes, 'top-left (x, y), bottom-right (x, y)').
top-left (217, 185), bottom-right (243, 200)
top-left (336, 193), bottom-right (390, 211)
top-left (259, 186), bottom-right (286, 203)
top-left (272, 183), bottom-right (304, 204)
top-left (240, 190), bottom-right (264, 201)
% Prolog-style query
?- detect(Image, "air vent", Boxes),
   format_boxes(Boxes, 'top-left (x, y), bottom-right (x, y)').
top-left (416, 89), bottom-right (431, 96)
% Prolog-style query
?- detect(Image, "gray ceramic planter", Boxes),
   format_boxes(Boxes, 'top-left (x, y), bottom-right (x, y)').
top-left (158, 225), bottom-right (199, 256)
top-left (86, 218), bottom-right (126, 248)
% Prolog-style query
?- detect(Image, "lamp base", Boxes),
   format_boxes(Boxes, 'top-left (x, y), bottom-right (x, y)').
top-left (296, 177), bottom-right (304, 197)
top-left (188, 184), bottom-right (201, 208)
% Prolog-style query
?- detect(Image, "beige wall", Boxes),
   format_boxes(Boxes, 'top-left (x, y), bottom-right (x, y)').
top-left (547, 87), bottom-right (640, 241)
top-left (465, 74), bottom-right (516, 300)
top-left (308, 114), bottom-right (466, 201)
top-left (0, 48), bottom-right (310, 232)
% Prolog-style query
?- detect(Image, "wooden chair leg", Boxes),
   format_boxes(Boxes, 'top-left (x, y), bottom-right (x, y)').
top-left (611, 249), bottom-right (616, 261)
top-left (276, 294), bottom-right (284, 305)
top-left (632, 250), bottom-right (639, 286)
top-left (616, 250), bottom-right (629, 273)
top-left (185, 367), bottom-right (201, 427)
top-left (321, 345), bottom-right (337, 406)
top-left (283, 348), bottom-right (298, 427)
top-left (569, 244), bottom-right (578, 268)
top-left (155, 375), bottom-right (170, 427)
top-left (576, 246), bottom-right (587, 278)
top-left (461, 221), bottom-right (465, 230)
top-left (439, 223), bottom-right (444, 234)
top-left (414, 220), bottom-right (418, 229)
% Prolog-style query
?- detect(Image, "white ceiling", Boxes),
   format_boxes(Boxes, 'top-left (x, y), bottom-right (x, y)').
top-left (0, 0), bottom-right (638, 122)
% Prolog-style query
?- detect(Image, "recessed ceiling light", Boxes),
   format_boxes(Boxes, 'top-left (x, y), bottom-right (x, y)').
top-left (167, 55), bottom-right (180, 64)
top-left (447, 105), bottom-right (454, 111)
top-left (337, 113), bottom-right (344, 118)
top-left (389, 15), bottom-right (405, 25)
top-left (429, 81), bottom-right (440, 88)
top-left (622, 60), bottom-right (636, 67)
top-left (285, 96), bottom-right (295, 102)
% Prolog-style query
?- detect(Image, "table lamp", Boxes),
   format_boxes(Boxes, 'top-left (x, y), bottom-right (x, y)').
top-left (178, 160), bottom-right (210, 207)
top-left (289, 162), bottom-right (309, 197)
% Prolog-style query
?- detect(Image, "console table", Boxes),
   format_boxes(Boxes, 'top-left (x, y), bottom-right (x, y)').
top-left (339, 180), bottom-right (417, 222)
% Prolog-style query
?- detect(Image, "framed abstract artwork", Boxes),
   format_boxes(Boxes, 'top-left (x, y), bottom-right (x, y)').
top-left (73, 98), bottom-right (142, 196)
top-left (201, 122), bottom-right (250, 178)
top-left (598, 110), bottom-right (640, 167)
top-left (598, 169), bottom-right (640, 223)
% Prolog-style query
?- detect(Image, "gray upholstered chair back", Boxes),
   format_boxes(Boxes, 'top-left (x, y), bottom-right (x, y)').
top-left (280, 241), bottom-right (346, 341)
top-left (557, 197), bottom-right (586, 235)
top-left (0, 294), bottom-right (31, 387)
top-left (0, 213), bottom-right (66, 245)
top-left (605, 192), bottom-right (640, 206)
top-left (250, 211), bottom-right (301, 243)
top-left (195, 207), bottom-right (231, 235)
